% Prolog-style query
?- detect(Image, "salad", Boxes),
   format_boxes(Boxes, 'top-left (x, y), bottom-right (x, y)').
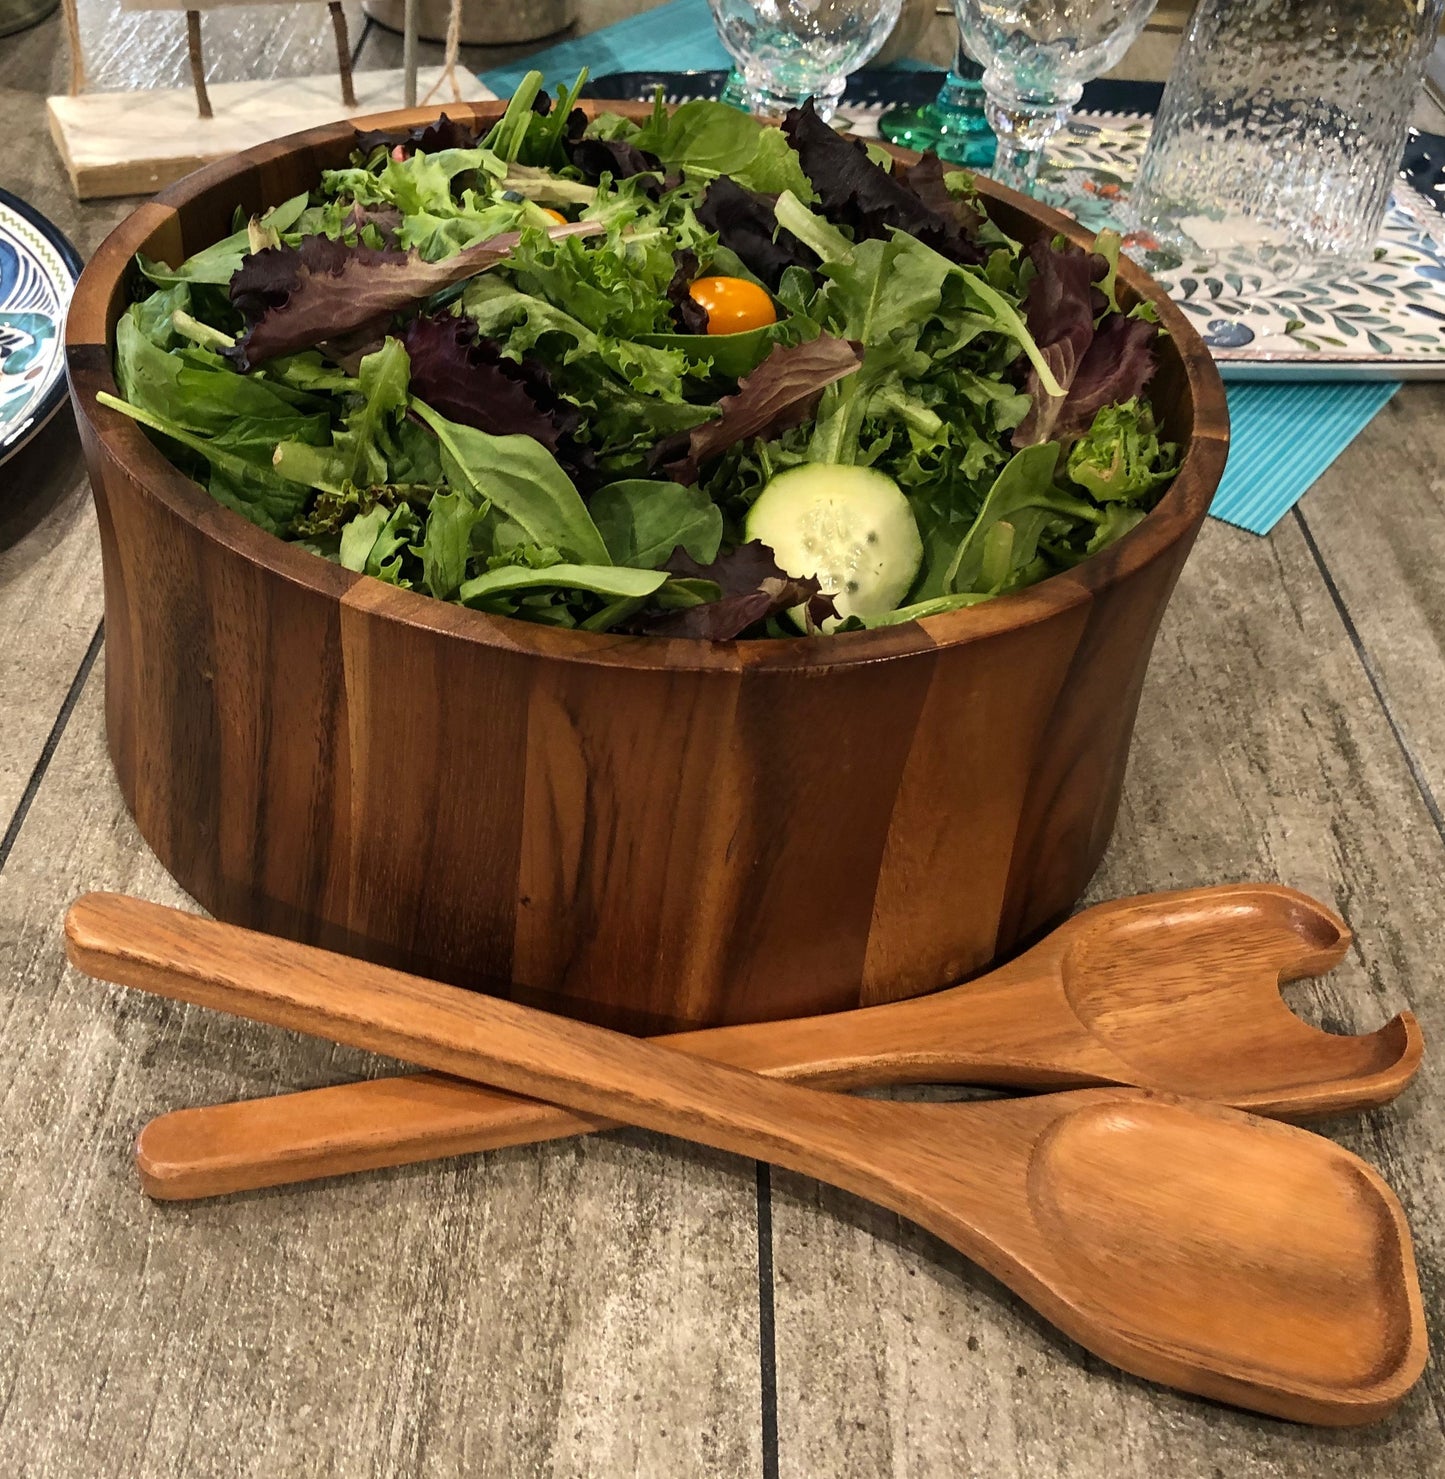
top-left (101, 71), bottom-right (1179, 640)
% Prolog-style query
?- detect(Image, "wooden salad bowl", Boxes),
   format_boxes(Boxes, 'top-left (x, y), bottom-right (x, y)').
top-left (65, 101), bottom-right (1230, 1033)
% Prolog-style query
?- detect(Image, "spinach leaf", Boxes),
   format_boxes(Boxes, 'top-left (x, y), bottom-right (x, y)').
top-left (412, 399), bottom-right (611, 564)
top-left (591, 479), bottom-right (723, 567)
top-left (137, 192), bottom-right (310, 286)
top-left (97, 392), bottom-right (320, 534)
top-left (940, 444), bottom-right (1099, 595)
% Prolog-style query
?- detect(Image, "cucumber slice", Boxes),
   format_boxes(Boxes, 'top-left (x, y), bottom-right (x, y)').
top-left (744, 464), bottom-right (923, 630)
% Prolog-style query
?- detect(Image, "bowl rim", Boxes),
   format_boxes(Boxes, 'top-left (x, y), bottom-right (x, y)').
top-left (65, 98), bottom-right (1230, 677)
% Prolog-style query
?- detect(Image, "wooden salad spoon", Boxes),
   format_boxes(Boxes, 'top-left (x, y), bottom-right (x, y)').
top-left (66, 891), bottom-right (1427, 1426)
top-left (123, 884), bottom-right (1421, 1200)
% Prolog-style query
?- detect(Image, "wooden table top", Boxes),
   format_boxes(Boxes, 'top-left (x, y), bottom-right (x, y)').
top-left (3, 6), bottom-right (1444, 1475)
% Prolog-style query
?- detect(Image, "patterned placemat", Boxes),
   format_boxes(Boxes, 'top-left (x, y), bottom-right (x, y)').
top-left (1041, 112), bottom-right (1445, 381)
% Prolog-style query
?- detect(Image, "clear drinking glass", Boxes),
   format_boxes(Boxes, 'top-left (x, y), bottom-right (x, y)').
top-left (708, 0), bottom-right (908, 120)
top-left (953, 0), bottom-right (1159, 194)
top-left (1131, 0), bottom-right (1445, 280)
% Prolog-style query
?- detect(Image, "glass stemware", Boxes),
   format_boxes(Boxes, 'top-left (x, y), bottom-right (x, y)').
top-left (878, 35), bottom-right (998, 168)
top-left (953, 0), bottom-right (1158, 195)
top-left (708, 0), bottom-right (908, 121)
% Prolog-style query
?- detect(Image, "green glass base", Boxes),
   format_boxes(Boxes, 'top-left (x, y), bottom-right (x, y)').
top-left (879, 101), bottom-right (998, 169)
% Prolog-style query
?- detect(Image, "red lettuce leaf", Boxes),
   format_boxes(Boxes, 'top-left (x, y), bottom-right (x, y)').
top-left (400, 314), bottom-right (587, 476)
top-left (563, 107), bottom-right (665, 190)
top-left (780, 100), bottom-right (984, 265)
top-left (659, 335), bottom-right (863, 484)
top-left (354, 113), bottom-right (480, 157)
top-left (1050, 314), bottom-right (1160, 444)
top-left (1013, 237), bottom-right (1159, 447)
top-left (665, 249), bottom-right (709, 334)
top-left (695, 177), bottom-right (818, 289)
top-left (633, 541), bottom-right (835, 640)
top-left (227, 223), bottom-right (601, 369)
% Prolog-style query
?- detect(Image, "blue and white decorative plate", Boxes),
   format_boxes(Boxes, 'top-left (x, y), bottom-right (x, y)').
top-left (0, 189), bottom-right (82, 464)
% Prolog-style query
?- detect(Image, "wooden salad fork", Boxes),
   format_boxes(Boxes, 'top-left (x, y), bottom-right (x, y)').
top-left (121, 884), bottom-right (1421, 1200)
top-left (66, 891), bottom-right (1427, 1426)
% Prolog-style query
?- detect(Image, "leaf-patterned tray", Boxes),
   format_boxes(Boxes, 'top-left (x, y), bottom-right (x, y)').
top-left (1016, 111), bottom-right (1445, 382)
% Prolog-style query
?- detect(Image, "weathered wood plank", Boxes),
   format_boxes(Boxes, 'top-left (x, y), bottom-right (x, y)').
top-left (1293, 386), bottom-right (1445, 816)
top-left (0, 670), bottom-right (764, 1478)
top-left (769, 514), bottom-right (1445, 1474)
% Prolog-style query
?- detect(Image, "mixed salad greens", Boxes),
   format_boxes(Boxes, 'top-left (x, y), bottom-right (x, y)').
top-left (101, 70), bottom-right (1179, 640)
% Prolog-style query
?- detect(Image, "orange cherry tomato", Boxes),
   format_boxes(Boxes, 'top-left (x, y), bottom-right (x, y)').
top-left (687, 276), bottom-right (778, 335)
top-left (539, 208), bottom-right (567, 225)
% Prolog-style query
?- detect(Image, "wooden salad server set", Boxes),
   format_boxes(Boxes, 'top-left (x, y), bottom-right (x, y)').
top-left (64, 884), bottom-right (1428, 1427)
top-left (118, 883), bottom-right (1421, 1201)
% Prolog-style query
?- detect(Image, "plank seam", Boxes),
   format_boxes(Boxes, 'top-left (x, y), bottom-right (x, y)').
top-left (1292, 507), bottom-right (1445, 854)
top-left (0, 621), bottom-right (104, 874)
top-left (755, 1162), bottom-right (779, 1479)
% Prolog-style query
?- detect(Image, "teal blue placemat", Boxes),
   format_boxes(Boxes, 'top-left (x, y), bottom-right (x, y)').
top-left (1214, 382), bottom-right (1399, 536)
top-left (480, 0), bottom-right (732, 96)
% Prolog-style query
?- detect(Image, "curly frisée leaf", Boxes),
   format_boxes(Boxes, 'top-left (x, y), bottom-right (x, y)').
top-left (227, 223), bottom-right (602, 369)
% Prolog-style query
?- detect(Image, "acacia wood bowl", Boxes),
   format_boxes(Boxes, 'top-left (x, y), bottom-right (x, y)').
top-left (65, 101), bottom-right (1229, 1034)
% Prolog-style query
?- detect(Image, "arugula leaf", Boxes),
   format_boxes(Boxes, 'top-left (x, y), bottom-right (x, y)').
top-left (591, 479), bottom-right (723, 567)
top-left (411, 398), bottom-right (611, 564)
top-left (332, 505), bottom-right (411, 579)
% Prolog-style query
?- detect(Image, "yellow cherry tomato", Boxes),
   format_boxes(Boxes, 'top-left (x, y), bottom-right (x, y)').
top-left (688, 276), bottom-right (777, 335)
top-left (539, 208), bottom-right (567, 225)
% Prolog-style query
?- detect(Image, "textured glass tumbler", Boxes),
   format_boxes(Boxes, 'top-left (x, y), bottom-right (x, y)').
top-left (708, 0), bottom-right (906, 120)
top-left (1132, 0), bottom-right (1445, 279)
top-left (953, 0), bottom-right (1159, 195)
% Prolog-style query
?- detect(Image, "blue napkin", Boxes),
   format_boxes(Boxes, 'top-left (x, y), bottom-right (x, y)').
top-left (479, 0), bottom-right (732, 96)
top-left (1214, 382), bottom-right (1399, 535)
